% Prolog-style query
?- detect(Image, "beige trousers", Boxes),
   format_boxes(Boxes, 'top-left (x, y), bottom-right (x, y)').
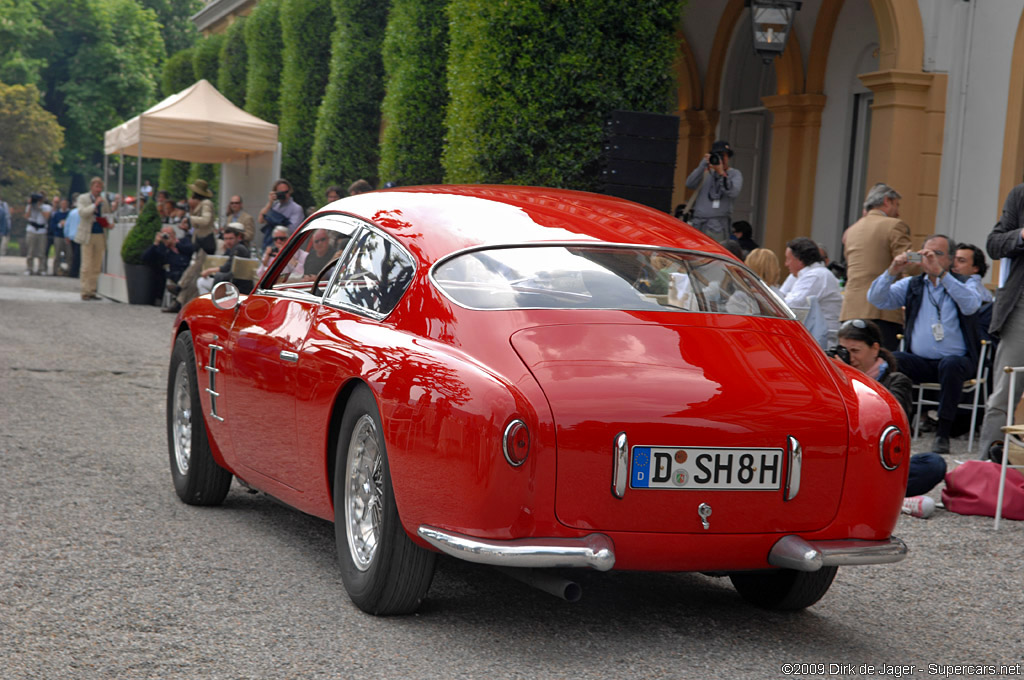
top-left (80, 231), bottom-right (106, 297)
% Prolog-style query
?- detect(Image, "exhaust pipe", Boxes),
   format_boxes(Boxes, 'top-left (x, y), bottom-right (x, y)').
top-left (495, 567), bottom-right (582, 603)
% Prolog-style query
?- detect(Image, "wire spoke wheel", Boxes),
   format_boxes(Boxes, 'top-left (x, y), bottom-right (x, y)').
top-left (345, 414), bottom-right (384, 571)
top-left (171, 361), bottom-right (192, 476)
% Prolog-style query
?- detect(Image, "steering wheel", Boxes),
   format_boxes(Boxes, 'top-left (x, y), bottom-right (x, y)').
top-left (310, 256), bottom-right (342, 297)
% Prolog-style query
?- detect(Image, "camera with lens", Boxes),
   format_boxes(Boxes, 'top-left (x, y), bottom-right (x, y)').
top-left (270, 246), bottom-right (280, 257)
top-left (29, 192), bottom-right (43, 204)
top-left (275, 190), bottom-right (288, 201)
top-left (708, 151), bottom-right (720, 166)
top-left (825, 345), bottom-right (851, 364)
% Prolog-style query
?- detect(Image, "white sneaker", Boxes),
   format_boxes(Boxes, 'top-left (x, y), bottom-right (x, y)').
top-left (902, 495), bottom-right (936, 518)
top-left (23, 269), bottom-right (32, 276)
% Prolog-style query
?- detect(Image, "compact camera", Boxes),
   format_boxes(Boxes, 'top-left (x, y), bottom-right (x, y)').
top-left (907, 252), bottom-right (923, 263)
top-left (275, 190), bottom-right (288, 201)
top-left (825, 345), bottom-right (851, 364)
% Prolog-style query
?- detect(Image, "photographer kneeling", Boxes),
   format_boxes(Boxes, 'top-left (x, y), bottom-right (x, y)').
top-left (833, 319), bottom-right (946, 516)
top-left (142, 227), bottom-right (194, 304)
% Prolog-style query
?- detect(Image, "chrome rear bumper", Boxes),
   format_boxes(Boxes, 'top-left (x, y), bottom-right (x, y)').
top-left (417, 526), bottom-right (616, 571)
top-left (768, 534), bottom-right (908, 572)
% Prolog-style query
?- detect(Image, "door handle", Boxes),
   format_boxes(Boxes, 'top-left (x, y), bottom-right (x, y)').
top-left (280, 350), bottom-right (299, 363)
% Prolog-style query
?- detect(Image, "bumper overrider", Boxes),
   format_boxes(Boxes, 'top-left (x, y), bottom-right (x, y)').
top-left (417, 526), bottom-right (907, 573)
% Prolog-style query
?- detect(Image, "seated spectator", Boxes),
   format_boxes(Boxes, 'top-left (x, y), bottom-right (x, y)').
top-left (143, 226), bottom-right (194, 297)
top-left (836, 319), bottom-right (947, 513)
top-left (325, 185), bottom-right (344, 203)
top-left (196, 223), bottom-right (250, 296)
top-left (780, 237), bottom-right (842, 341)
top-left (745, 248), bottom-right (781, 293)
top-left (731, 220), bottom-right (758, 255)
top-left (300, 229), bottom-right (335, 281)
top-left (953, 242), bottom-right (993, 303)
top-left (722, 239), bottom-right (744, 261)
top-left (348, 179), bottom-right (374, 196)
top-left (867, 234), bottom-right (983, 453)
top-left (256, 225), bottom-right (306, 281)
top-left (818, 242), bottom-right (846, 281)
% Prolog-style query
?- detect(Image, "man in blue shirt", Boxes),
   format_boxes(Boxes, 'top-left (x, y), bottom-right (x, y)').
top-left (868, 234), bottom-right (983, 453)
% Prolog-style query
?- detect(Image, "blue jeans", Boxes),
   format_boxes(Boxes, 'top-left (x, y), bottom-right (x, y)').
top-left (907, 453), bottom-right (946, 496)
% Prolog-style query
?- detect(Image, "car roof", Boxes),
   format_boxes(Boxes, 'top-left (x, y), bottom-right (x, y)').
top-left (314, 185), bottom-right (729, 265)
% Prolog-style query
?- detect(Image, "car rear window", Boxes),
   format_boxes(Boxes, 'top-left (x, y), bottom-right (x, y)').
top-left (432, 246), bottom-right (789, 317)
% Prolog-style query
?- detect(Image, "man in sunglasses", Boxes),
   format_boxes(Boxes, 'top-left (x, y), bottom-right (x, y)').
top-left (224, 195), bottom-right (255, 246)
top-left (867, 234), bottom-right (984, 453)
top-left (256, 225), bottom-right (306, 281)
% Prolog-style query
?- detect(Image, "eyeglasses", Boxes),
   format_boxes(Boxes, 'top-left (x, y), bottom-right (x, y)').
top-left (273, 236), bottom-right (288, 242)
top-left (841, 319), bottom-right (867, 330)
top-left (229, 201), bottom-right (241, 205)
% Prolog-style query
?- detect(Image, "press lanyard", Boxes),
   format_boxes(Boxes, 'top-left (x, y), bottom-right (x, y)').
top-left (925, 279), bottom-right (946, 323)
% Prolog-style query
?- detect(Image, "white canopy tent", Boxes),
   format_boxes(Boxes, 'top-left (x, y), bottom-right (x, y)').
top-left (100, 79), bottom-right (280, 302)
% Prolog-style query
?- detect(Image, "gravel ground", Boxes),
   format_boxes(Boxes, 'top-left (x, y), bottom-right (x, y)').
top-left (1, 255), bottom-right (1022, 680)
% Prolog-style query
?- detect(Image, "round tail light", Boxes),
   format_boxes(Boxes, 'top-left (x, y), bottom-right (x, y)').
top-left (879, 425), bottom-right (906, 470)
top-left (503, 419), bottom-right (530, 467)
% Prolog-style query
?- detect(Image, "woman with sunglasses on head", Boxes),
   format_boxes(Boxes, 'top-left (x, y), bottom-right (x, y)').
top-left (837, 318), bottom-right (946, 516)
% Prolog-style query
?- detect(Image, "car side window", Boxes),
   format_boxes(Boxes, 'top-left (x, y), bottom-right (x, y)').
top-left (324, 228), bottom-right (414, 315)
top-left (257, 216), bottom-right (356, 294)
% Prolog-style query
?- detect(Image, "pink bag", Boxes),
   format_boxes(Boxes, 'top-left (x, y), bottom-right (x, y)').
top-left (941, 460), bottom-right (1024, 521)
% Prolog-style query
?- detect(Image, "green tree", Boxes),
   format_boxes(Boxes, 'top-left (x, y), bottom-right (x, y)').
top-left (139, 0), bottom-right (203, 57)
top-left (310, 0), bottom-right (388, 197)
top-left (39, 0), bottom-right (164, 174)
top-left (378, 0), bottom-right (448, 186)
top-left (279, 0), bottom-right (334, 209)
top-left (218, 18), bottom-right (248, 108)
top-left (158, 49), bottom-right (196, 198)
top-left (0, 82), bottom-right (64, 205)
top-left (444, 0), bottom-right (682, 189)
top-left (245, 0), bottom-right (284, 126)
top-left (0, 0), bottom-right (50, 87)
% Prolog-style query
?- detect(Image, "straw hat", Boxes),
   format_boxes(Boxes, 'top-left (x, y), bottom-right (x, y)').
top-left (187, 179), bottom-right (213, 198)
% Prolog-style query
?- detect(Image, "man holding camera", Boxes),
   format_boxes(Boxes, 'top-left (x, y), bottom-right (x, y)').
top-left (259, 179), bottom-right (304, 249)
top-left (683, 140), bottom-right (743, 243)
top-left (867, 235), bottom-right (983, 453)
top-left (24, 192), bottom-right (51, 275)
top-left (142, 226), bottom-right (194, 297)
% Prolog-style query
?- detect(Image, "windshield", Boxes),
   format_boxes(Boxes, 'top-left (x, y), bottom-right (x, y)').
top-left (432, 246), bottom-right (789, 317)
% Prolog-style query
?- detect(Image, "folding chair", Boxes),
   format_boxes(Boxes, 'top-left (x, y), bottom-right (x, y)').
top-left (230, 256), bottom-right (260, 295)
top-left (908, 339), bottom-right (990, 453)
top-left (995, 366), bottom-right (1024, 529)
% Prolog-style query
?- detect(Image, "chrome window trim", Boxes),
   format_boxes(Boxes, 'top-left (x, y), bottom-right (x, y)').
top-left (427, 242), bottom-right (796, 319)
top-left (248, 214), bottom-right (415, 322)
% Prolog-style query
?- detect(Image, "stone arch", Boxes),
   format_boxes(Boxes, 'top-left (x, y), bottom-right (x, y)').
top-left (675, 30), bottom-right (702, 112)
top-left (868, 0), bottom-right (926, 72)
top-left (999, 8), bottom-right (1024, 208)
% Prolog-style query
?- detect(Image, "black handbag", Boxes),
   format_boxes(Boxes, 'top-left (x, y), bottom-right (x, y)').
top-left (264, 208), bottom-right (290, 228)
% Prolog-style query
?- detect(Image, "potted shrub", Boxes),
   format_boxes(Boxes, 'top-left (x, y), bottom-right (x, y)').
top-left (120, 199), bottom-right (164, 305)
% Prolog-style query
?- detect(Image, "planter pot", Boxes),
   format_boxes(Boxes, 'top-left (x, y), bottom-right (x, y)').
top-left (124, 262), bottom-right (163, 305)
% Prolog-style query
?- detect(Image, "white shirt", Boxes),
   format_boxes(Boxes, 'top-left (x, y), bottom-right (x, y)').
top-left (781, 261), bottom-right (843, 340)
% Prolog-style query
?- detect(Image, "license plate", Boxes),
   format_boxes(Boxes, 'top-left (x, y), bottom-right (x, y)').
top-left (630, 446), bottom-right (783, 490)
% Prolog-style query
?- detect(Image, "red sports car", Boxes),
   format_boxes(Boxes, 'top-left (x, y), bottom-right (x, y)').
top-left (166, 185), bottom-right (909, 615)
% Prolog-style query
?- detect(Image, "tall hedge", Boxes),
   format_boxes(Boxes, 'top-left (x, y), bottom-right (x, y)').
top-left (121, 195), bottom-right (162, 265)
top-left (218, 18), bottom-right (248, 108)
top-left (444, 1), bottom-right (683, 190)
top-left (378, 0), bottom-right (448, 187)
top-left (310, 0), bottom-right (388, 198)
top-left (191, 34), bottom-right (226, 199)
top-left (279, 0), bottom-right (334, 209)
top-left (244, 0), bottom-right (284, 126)
top-left (158, 48), bottom-right (195, 198)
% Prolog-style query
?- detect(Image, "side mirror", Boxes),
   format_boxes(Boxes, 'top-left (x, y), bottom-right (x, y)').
top-left (211, 281), bottom-right (240, 310)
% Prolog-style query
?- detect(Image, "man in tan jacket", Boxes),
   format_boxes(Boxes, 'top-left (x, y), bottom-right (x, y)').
top-left (184, 179), bottom-right (217, 254)
top-left (74, 177), bottom-right (114, 300)
top-left (840, 183), bottom-right (913, 350)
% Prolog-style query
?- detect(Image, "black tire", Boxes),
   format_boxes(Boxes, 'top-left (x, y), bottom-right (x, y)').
top-left (729, 566), bottom-right (838, 611)
top-left (166, 330), bottom-right (232, 505)
top-left (334, 385), bottom-right (436, 615)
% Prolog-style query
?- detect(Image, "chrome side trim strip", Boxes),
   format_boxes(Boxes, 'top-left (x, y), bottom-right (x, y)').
top-left (767, 535), bottom-right (908, 572)
top-left (417, 526), bottom-right (615, 572)
top-left (207, 345), bottom-right (224, 422)
top-left (785, 435), bottom-right (801, 501)
top-left (280, 350), bottom-right (299, 363)
top-left (612, 432), bottom-right (628, 498)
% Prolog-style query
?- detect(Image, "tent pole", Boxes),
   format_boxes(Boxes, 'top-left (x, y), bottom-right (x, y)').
top-left (103, 155), bottom-right (109, 193)
top-left (118, 153), bottom-right (124, 206)
top-left (137, 139), bottom-right (142, 204)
